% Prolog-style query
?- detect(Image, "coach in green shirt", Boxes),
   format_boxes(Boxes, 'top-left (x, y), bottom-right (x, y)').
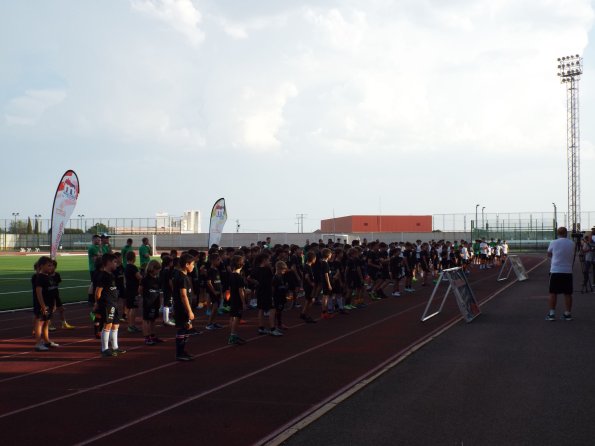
top-left (121, 238), bottom-right (134, 261)
top-left (88, 235), bottom-right (101, 276)
top-left (139, 237), bottom-right (152, 272)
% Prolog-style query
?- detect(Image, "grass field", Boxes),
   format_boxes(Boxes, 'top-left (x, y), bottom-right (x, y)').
top-left (0, 255), bottom-right (90, 311)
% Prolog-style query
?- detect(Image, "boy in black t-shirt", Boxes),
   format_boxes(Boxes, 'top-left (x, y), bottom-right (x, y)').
top-left (95, 254), bottom-right (126, 357)
top-left (141, 260), bottom-right (163, 345)
top-left (114, 252), bottom-right (127, 323)
top-left (228, 255), bottom-right (247, 345)
top-left (271, 261), bottom-right (289, 335)
top-left (159, 255), bottom-right (175, 326)
top-left (250, 253), bottom-right (275, 335)
top-left (124, 251), bottom-right (142, 333)
top-left (205, 253), bottom-right (224, 331)
top-left (33, 256), bottom-right (59, 351)
top-left (173, 253), bottom-right (196, 361)
top-left (320, 249), bottom-right (335, 320)
top-left (299, 252), bottom-right (317, 323)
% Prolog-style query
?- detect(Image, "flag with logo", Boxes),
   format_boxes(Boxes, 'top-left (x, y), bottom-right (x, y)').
top-left (208, 198), bottom-right (227, 248)
top-left (50, 170), bottom-right (80, 259)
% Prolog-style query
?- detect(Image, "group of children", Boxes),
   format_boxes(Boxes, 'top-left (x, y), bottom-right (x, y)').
top-left (33, 236), bottom-right (508, 360)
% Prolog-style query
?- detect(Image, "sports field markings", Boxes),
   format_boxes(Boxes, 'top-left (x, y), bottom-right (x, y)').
top-left (0, 285), bottom-right (88, 296)
top-left (0, 337), bottom-right (97, 359)
top-left (260, 257), bottom-right (549, 446)
top-left (0, 258), bottom-right (544, 428)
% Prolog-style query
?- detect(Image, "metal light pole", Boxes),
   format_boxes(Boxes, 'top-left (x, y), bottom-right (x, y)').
top-left (78, 214), bottom-right (85, 232)
top-left (557, 54), bottom-right (583, 234)
top-left (482, 207), bottom-right (486, 231)
top-left (475, 204), bottom-right (479, 239)
top-left (11, 212), bottom-right (19, 234)
top-left (552, 203), bottom-right (557, 231)
top-left (34, 214), bottom-right (41, 247)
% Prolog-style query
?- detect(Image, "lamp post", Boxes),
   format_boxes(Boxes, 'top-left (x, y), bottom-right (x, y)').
top-left (475, 204), bottom-right (480, 239)
top-left (11, 212), bottom-right (19, 234)
top-left (557, 54), bottom-right (583, 234)
top-left (552, 203), bottom-right (557, 232)
top-left (34, 214), bottom-right (42, 247)
top-left (482, 207), bottom-right (486, 231)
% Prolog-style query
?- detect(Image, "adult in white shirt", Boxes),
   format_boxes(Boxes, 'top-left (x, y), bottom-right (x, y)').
top-left (546, 227), bottom-right (575, 321)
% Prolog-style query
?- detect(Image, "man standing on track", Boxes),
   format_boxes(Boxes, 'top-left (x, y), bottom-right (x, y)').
top-left (546, 226), bottom-right (575, 321)
top-left (87, 235), bottom-right (101, 306)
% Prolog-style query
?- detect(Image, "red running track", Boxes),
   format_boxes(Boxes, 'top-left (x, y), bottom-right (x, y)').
top-left (0, 255), bottom-right (544, 445)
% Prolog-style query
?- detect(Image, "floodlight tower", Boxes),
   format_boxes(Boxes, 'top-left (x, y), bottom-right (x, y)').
top-left (557, 54), bottom-right (583, 234)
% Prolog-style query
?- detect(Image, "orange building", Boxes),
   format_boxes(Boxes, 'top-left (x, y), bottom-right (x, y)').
top-left (320, 215), bottom-right (432, 233)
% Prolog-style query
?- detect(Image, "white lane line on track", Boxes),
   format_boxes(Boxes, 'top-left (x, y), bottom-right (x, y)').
top-left (72, 301), bottom-right (434, 446)
top-left (0, 302), bottom-right (425, 422)
top-left (258, 257), bottom-right (549, 446)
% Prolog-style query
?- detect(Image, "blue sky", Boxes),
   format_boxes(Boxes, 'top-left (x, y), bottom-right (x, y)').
top-left (2, 0), bottom-right (595, 232)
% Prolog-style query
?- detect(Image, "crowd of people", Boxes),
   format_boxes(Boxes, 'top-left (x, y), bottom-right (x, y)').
top-left (31, 234), bottom-right (510, 360)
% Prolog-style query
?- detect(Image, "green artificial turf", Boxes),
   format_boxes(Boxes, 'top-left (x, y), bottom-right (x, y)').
top-left (0, 255), bottom-right (90, 311)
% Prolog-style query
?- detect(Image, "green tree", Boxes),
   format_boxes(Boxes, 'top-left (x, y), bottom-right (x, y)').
top-left (34, 219), bottom-right (39, 234)
top-left (86, 223), bottom-right (110, 235)
top-left (26, 217), bottom-right (33, 234)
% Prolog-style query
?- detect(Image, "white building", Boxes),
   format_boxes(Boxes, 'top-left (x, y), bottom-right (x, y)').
top-left (156, 212), bottom-right (170, 230)
top-left (182, 210), bottom-right (201, 234)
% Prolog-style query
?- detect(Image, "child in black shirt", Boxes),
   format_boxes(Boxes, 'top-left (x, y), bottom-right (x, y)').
top-left (141, 260), bottom-right (163, 345)
top-left (228, 255), bottom-right (247, 345)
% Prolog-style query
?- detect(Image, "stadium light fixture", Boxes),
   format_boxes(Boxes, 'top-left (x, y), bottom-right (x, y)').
top-left (557, 53), bottom-right (583, 234)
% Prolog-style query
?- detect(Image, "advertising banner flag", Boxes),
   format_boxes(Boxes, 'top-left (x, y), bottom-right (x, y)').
top-left (208, 198), bottom-right (227, 248)
top-left (50, 170), bottom-right (80, 259)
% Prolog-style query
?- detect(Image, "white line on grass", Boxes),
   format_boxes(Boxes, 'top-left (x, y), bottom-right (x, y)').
top-left (0, 285), bottom-right (88, 296)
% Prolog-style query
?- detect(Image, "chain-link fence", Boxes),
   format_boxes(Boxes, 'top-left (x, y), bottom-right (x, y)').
top-left (2, 212), bottom-right (593, 251)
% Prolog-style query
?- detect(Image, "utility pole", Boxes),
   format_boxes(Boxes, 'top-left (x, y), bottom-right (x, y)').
top-left (236, 219), bottom-right (240, 233)
top-left (296, 214), bottom-right (307, 234)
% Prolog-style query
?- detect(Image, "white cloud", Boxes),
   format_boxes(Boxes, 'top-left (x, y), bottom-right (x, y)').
top-left (4, 89), bottom-right (66, 126)
top-left (131, 0), bottom-right (204, 46)
top-left (237, 82), bottom-right (298, 151)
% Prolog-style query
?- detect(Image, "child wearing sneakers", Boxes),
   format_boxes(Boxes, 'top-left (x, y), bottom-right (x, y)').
top-left (228, 255), bottom-right (247, 345)
top-left (320, 249), bottom-right (335, 320)
top-left (299, 251), bottom-right (317, 323)
top-left (33, 256), bottom-right (59, 351)
top-left (159, 256), bottom-right (175, 326)
top-left (205, 253), bottom-right (224, 331)
top-left (140, 260), bottom-right (164, 345)
top-left (173, 253), bottom-right (196, 361)
top-left (95, 254), bottom-right (126, 357)
top-left (271, 261), bottom-right (289, 335)
top-left (124, 251), bottom-right (142, 333)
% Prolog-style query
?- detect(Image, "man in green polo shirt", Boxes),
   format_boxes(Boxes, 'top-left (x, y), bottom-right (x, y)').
top-left (139, 237), bottom-right (152, 274)
top-left (121, 238), bottom-right (134, 261)
top-left (100, 233), bottom-right (113, 255)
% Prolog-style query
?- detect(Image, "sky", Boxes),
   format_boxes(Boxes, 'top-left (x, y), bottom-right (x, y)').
top-left (2, 0), bottom-right (595, 233)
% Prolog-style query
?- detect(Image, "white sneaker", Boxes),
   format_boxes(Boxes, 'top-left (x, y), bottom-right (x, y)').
top-left (391, 292), bottom-right (401, 297)
top-left (35, 343), bottom-right (49, 352)
top-left (46, 341), bottom-right (60, 348)
top-left (163, 320), bottom-right (175, 326)
top-left (270, 328), bottom-right (284, 337)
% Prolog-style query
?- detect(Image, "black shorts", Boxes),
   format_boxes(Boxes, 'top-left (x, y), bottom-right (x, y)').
top-left (256, 292), bottom-right (273, 311)
top-left (207, 292), bottom-right (221, 305)
top-left (143, 298), bottom-right (160, 321)
top-left (174, 306), bottom-right (190, 328)
top-left (126, 294), bottom-right (139, 309)
top-left (229, 297), bottom-right (243, 318)
top-left (303, 285), bottom-right (314, 301)
top-left (34, 307), bottom-right (53, 321)
top-left (273, 295), bottom-right (286, 310)
top-left (99, 303), bottom-right (120, 324)
top-left (549, 273), bottom-right (573, 295)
